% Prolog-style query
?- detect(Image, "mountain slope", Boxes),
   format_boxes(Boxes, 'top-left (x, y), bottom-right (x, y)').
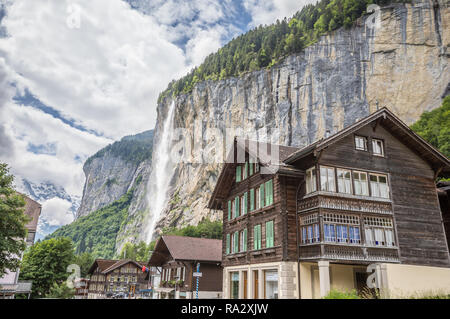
top-left (77, 130), bottom-right (154, 218)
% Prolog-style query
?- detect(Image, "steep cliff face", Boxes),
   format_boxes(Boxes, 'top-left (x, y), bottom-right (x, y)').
top-left (144, 0), bottom-right (449, 239)
top-left (77, 130), bottom-right (154, 217)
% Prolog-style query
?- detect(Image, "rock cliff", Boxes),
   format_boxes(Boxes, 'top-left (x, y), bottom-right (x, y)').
top-left (144, 0), bottom-right (449, 240)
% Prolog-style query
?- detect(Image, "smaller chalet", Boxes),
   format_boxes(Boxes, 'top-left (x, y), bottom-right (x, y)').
top-left (148, 235), bottom-right (223, 299)
top-left (87, 259), bottom-right (148, 299)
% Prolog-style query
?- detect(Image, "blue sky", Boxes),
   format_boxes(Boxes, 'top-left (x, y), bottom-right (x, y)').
top-left (0, 0), bottom-right (314, 232)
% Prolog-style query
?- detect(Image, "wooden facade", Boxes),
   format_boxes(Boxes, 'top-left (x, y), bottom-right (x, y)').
top-left (87, 259), bottom-right (148, 299)
top-left (148, 235), bottom-right (223, 299)
top-left (209, 108), bottom-right (450, 277)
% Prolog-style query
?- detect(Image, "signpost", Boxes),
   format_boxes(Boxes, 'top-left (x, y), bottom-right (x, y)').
top-left (195, 263), bottom-right (200, 299)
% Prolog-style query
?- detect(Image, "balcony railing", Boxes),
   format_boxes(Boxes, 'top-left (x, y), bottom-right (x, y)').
top-left (298, 192), bottom-right (393, 215)
top-left (299, 243), bottom-right (399, 263)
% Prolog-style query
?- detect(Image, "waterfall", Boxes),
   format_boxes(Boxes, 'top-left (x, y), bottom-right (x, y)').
top-left (145, 101), bottom-right (176, 243)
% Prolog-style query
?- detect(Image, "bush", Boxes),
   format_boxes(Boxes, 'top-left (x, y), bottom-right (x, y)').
top-left (323, 289), bottom-right (360, 299)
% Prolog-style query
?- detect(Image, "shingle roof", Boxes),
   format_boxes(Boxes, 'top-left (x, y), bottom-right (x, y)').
top-left (88, 259), bottom-right (148, 275)
top-left (149, 235), bottom-right (222, 265)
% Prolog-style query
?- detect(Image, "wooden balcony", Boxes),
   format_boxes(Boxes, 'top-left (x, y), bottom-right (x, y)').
top-left (299, 243), bottom-right (400, 263)
top-left (298, 192), bottom-right (393, 215)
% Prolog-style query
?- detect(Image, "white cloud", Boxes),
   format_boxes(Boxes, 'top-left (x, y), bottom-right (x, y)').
top-left (40, 197), bottom-right (74, 226)
top-left (0, 0), bottom-right (316, 235)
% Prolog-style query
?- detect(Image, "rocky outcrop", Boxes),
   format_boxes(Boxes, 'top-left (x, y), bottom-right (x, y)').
top-left (143, 0), bottom-right (449, 239)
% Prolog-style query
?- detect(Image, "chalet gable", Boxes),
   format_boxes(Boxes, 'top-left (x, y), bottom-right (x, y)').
top-left (285, 107), bottom-right (450, 177)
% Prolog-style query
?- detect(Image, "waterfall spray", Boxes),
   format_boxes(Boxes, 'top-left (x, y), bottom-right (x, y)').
top-left (145, 101), bottom-right (176, 242)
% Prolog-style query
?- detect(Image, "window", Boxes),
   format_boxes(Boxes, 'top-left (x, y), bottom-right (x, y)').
top-left (240, 229), bottom-right (247, 252)
top-left (233, 231), bottom-right (239, 253)
top-left (250, 189), bottom-right (255, 211)
top-left (320, 166), bottom-right (336, 192)
top-left (323, 213), bottom-right (361, 244)
top-left (249, 158), bottom-right (255, 176)
top-left (236, 166), bottom-right (242, 183)
top-left (265, 221), bottom-right (274, 248)
top-left (226, 234), bottom-right (230, 254)
top-left (355, 135), bottom-right (367, 151)
top-left (306, 167), bottom-right (317, 194)
top-left (241, 194), bottom-right (246, 215)
top-left (300, 214), bottom-right (320, 244)
top-left (372, 139), bottom-right (384, 156)
top-left (364, 217), bottom-right (395, 247)
top-left (259, 184), bottom-right (265, 208)
top-left (265, 179), bottom-right (274, 206)
top-left (353, 171), bottom-right (369, 196)
top-left (253, 224), bottom-right (262, 250)
top-left (337, 169), bottom-right (352, 194)
top-left (370, 174), bottom-right (389, 198)
top-left (264, 270), bottom-right (278, 299)
top-left (230, 272), bottom-right (239, 299)
top-left (228, 200), bottom-right (231, 220)
top-left (234, 196), bottom-right (240, 218)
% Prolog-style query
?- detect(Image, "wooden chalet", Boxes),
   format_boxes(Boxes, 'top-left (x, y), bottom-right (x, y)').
top-left (148, 235), bottom-right (223, 299)
top-left (208, 107), bottom-right (450, 299)
top-left (87, 259), bottom-right (148, 299)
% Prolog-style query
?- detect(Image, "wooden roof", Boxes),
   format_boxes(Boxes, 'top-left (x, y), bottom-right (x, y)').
top-left (208, 138), bottom-right (302, 209)
top-left (285, 107), bottom-right (450, 176)
top-left (148, 235), bottom-right (222, 266)
top-left (88, 259), bottom-right (147, 275)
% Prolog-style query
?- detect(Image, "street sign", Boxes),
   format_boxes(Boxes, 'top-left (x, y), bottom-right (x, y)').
top-left (193, 272), bottom-right (202, 277)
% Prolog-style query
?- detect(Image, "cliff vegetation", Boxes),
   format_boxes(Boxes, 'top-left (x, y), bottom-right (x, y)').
top-left (159, 0), bottom-right (411, 101)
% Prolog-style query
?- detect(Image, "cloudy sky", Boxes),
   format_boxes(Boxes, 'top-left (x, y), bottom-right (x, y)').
top-left (0, 0), bottom-right (313, 231)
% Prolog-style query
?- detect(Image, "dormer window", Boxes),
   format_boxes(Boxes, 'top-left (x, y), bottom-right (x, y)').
top-left (372, 139), bottom-right (384, 156)
top-left (355, 135), bottom-right (367, 151)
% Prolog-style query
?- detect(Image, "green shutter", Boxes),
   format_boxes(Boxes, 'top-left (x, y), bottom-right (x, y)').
top-left (234, 196), bottom-right (239, 218)
top-left (236, 166), bottom-right (241, 182)
top-left (243, 192), bottom-right (248, 215)
top-left (243, 229), bottom-right (247, 251)
top-left (250, 189), bottom-right (255, 211)
top-left (234, 232), bottom-right (239, 253)
top-left (228, 200), bottom-right (231, 220)
top-left (265, 179), bottom-right (273, 206)
top-left (243, 162), bottom-right (248, 179)
top-left (259, 184), bottom-right (265, 208)
top-left (266, 221), bottom-right (274, 248)
top-left (249, 158), bottom-right (254, 176)
top-left (226, 234), bottom-right (230, 254)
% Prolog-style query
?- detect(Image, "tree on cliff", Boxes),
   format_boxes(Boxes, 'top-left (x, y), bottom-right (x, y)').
top-left (411, 96), bottom-right (450, 158)
top-left (0, 163), bottom-right (28, 277)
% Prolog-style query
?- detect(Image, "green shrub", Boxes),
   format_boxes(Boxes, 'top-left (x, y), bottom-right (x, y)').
top-left (323, 289), bottom-right (360, 299)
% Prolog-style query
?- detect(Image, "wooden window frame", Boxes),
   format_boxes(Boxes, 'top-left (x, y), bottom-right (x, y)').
top-left (354, 135), bottom-right (368, 151)
top-left (371, 138), bottom-right (385, 157)
top-left (320, 166), bottom-right (336, 192)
